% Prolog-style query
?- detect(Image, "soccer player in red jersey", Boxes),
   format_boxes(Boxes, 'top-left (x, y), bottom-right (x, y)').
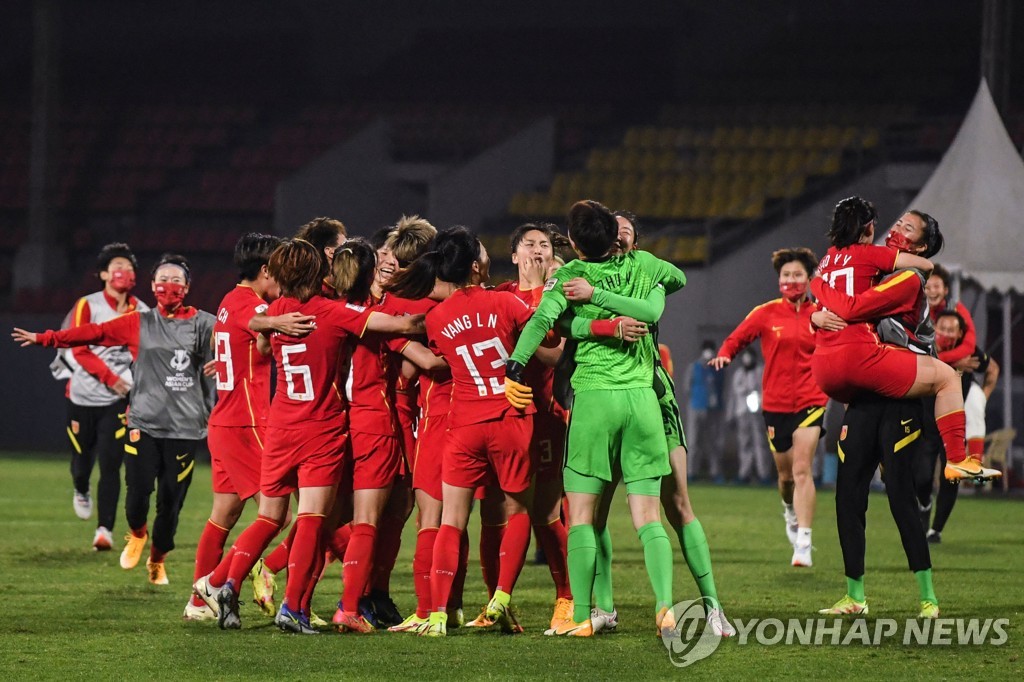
top-left (811, 198), bottom-right (996, 482)
top-left (925, 264), bottom-right (978, 369)
top-left (493, 222), bottom-right (574, 629)
top-left (711, 248), bottom-right (830, 567)
top-left (183, 234), bottom-right (282, 621)
top-left (332, 231), bottom-right (445, 634)
top-left (388, 227), bottom-right (542, 637)
top-left (190, 238), bottom-right (425, 634)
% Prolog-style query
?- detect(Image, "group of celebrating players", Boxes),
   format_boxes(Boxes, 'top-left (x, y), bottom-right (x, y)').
top-left (12, 194), bottom-right (1000, 638)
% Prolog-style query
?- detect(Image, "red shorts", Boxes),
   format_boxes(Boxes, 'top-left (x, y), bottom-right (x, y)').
top-left (412, 412), bottom-right (448, 500)
top-left (207, 424), bottom-right (264, 499)
top-left (812, 343), bottom-right (917, 404)
top-left (349, 431), bottom-right (402, 490)
top-left (442, 415), bottom-right (533, 493)
top-left (261, 422), bottom-right (348, 498)
top-left (531, 411), bottom-right (566, 478)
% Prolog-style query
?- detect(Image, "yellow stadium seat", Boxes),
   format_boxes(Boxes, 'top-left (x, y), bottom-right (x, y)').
top-left (586, 150), bottom-right (606, 172)
top-left (549, 173), bottom-right (569, 196)
top-left (655, 127), bottom-right (677, 149)
top-left (623, 127), bottom-right (642, 148)
top-left (507, 192), bottom-right (530, 216)
top-left (605, 148), bottom-right (626, 173)
top-left (861, 128), bottom-right (880, 148)
top-left (638, 126), bottom-right (658, 148)
top-left (675, 127), bottom-right (695, 148)
top-left (748, 126), bottom-right (768, 148)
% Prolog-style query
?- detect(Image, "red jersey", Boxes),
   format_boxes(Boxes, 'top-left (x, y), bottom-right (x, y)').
top-left (929, 299), bottom-right (976, 365)
top-left (348, 295), bottom-right (405, 436)
top-left (815, 243), bottom-right (899, 346)
top-left (717, 298), bottom-right (828, 412)
top-left (209, 285), bottom-right (272, 427)
top-left (493, 281), bottom-right (566, 419)
top-left (425, 286), bottom-right (535, 428)
top-left (266, 295), bottom-right (372, 429)
top-left (380, 294), bottom-right (452, 419)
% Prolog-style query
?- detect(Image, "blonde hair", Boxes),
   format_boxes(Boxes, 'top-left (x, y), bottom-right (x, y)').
top-left (385, 214), bottom-right (437, 266)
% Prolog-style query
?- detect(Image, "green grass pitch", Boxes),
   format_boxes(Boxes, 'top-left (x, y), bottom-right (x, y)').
top-left (0, 452), bottom-right (1021, 680)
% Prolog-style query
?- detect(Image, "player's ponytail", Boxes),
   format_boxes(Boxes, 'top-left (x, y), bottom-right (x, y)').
top-left (908, 210), bottom-right (943, 258)
top-left (329, 237), bottom-right (376, 303)
top-left (827, 196), bottom-right (877, 249)
top-left (386, 249), bottom-right (443, 300)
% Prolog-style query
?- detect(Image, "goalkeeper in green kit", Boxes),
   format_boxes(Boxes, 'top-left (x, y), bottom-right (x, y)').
top-left (505, 200), bottom-right (681, 637)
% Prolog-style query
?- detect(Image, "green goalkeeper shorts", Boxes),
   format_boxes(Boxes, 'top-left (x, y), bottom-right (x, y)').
top-left (656, 365), bottom-right (687, 451)
top-left (565, 387), bottom-right (670, 485)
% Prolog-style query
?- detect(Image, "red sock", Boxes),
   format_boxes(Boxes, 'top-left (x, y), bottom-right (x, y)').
top-left (414, 527), bottom-right (438, 618)
top-left (370, 512), bottom-right (406, 594)
top-left (264, 522), bottom-right (297, 574)
top-left (131, 524), bottom-right (147, 539)
top-left (496, 512), bottom-right (531, 594)
top-left (967, 437), bottom-right (985, 458)
top-left (284, 513), bottom-right (325, 611)
top-left (341, 523), bottom-right (376, 612)
top-left (150, 546), bottom-right (167, 563)
top-left (534, 518), bottom-right (572, 600)
top-left (937, 410), bottom-right (967, 463)
top-left (430, 524), bottom-right (462, 612)
top-left (300, 527), bottom-right (328, 613)
top-left (479, 523), bottom-right (505, 598)
top-left (447, 530), bottom-right (470, 611)
top-left (192, 520), bottom-right (230, 606)
top-left (328, 523), bottom-right (353, 562)
top-left (216, 515), bottom-right (281, 587)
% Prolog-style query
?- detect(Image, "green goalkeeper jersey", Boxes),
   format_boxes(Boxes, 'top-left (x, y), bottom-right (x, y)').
top-left (510, 250), bottom-right (686, 391)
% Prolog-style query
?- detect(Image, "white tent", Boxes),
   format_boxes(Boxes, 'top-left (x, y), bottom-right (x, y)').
top-left (907, 79), bottom-right (1024, 486)
top-left (909, 79), bottom-right (1024, 294)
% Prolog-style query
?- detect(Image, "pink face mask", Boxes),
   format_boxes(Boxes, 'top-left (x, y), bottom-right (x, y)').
top-left (779, 281), bottom-right (807, 302)
top-left (885, 229), bottom-right (915, 252)
top-left (154, 282), bottom-right (187, 311)
top-left (109, 270), bottom-right (136, 293)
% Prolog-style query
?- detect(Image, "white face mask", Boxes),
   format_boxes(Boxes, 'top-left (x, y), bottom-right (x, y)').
top-left (701, 349), bottom-right (714, 361)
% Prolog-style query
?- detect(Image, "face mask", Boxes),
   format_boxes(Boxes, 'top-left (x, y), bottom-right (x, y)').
top-left (701, 349), bottom-right (714, 361)
top-left (154, 282), bottom-right (187, 311)
top-left (742, 354), bottom-right (755, 368)
top-left (935, 331), bottom-right (958, 352)
top-left (109, 270), bottom-right (136, 293)
top-left (779, 281), bottom-right (807, 301)
top-left (885, 229), bottom-right (915, 252)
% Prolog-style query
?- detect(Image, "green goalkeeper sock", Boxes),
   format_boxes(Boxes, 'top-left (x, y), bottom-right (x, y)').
top-left (847, 576), bottom-right (866, 603)
top-left (678, 518), bottom-right (719, 606)
top-left (567, 524), bottom-right (597, 623)
top-left (915, 569), bottom-right (937, 604)
top-left (637, 521), bottom-right (673, 613)
top-left (593, 525), bottom-right (615, 613)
